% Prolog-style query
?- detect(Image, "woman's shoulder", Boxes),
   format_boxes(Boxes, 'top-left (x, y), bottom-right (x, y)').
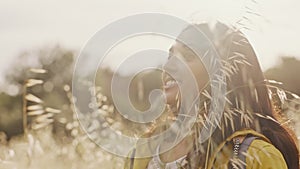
top-left (246, 139), bottom-right (288, 169)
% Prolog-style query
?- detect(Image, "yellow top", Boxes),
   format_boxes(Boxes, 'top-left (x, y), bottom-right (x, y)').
top-left (124, 129), bottom-right (288, 169)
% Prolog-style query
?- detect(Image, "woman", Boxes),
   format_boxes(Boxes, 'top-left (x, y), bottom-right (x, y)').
top-left (124, 22), bottom-right (299, 169)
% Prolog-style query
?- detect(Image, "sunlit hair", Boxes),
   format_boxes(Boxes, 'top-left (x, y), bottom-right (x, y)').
top-left (176, 22), bottom-right (300, 169)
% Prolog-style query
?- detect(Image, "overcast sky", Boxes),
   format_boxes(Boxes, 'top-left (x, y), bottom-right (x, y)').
top-left (1, 0), bottom-right (300, 88)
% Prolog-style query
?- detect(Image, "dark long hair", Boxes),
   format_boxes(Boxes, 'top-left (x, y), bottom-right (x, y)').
top-left (182, 22), bottom-right (299, 169)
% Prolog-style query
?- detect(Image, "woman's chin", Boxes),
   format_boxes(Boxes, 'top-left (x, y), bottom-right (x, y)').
top-left (165, 95), bottom-right (181, 111)
top-left (164, 92), bottom-right (176, 104)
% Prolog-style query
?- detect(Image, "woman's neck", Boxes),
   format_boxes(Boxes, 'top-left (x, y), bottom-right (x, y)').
top-left (159, 134), bottom-right (193, 163)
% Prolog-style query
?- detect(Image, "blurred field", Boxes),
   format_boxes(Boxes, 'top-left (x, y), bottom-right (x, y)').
top-left (0, 46), bottom-right (300, 169)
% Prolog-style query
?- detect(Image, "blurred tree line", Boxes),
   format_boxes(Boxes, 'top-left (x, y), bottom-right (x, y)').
top-left (0, 46), bottom-right (74, 138)
top-left (0, 45), bottom-right (162, 139)
top-left (265, 57), bottom-right (300, 95)
top-left (0, 46), bottom-right (300, 139)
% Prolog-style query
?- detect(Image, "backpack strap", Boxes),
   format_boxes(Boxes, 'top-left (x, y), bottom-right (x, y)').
top-left (129, 148), bottom-right (136, 169)
top-left (231, 136), bottom-right (258, 169)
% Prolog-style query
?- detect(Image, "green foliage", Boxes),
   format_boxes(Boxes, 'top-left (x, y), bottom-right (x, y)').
top-left (0, 93), bottom-right (22, 137)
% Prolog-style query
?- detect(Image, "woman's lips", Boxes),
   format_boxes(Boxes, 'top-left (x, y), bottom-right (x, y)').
top-left (163, 80), bottom-right (177, 89)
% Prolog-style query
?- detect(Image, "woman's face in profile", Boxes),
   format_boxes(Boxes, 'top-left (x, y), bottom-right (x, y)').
top-left (162, 42), bottom-right (209, 109)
